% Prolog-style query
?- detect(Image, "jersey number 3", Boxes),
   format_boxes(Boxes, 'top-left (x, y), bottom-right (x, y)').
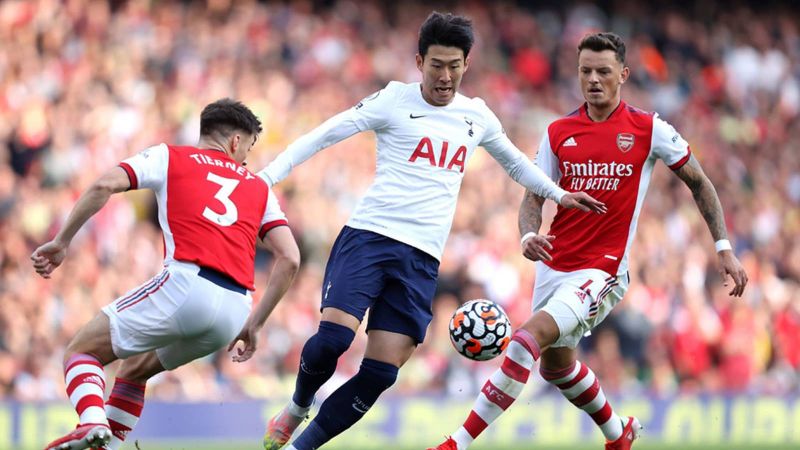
top-left (203, 172), bottom-right (239, 226)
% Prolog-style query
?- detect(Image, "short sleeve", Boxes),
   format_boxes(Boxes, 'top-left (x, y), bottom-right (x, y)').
top-left (349, 81), bottom-right (402, 131)
top-left (258, 191), bottom-right (289, 240)
top-left (534, 131), bottom-right (562, 183)
top-left (651, 115), bottom-right (691, 170)
top-left (118, 143), bottom-right (169, 190)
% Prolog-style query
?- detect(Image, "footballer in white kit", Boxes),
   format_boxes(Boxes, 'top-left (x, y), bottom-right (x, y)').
top-left (259, 80), bottom-right (606, 342)
top-left (252, 12), bottom-right (606, 450)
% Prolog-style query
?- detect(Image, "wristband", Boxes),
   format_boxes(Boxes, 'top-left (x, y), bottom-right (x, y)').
top-left (715, 239), bottom-right (732, 253)
top-left (520, 232), bottom-right (537, 246)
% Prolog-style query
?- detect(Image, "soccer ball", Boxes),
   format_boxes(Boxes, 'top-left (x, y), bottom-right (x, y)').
top-left (448, 299), bottom-right (512, 361)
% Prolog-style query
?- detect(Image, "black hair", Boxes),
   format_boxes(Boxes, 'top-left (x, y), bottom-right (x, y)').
top-left (578, 32), bottom-right (626, 64)
top-left (200, 98), bottom-right (263, 138)
top-left (418, 11), bottom-right (474, 59)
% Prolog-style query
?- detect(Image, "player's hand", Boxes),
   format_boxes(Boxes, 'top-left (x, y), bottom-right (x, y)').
top-left (30, 240), bottom-right (68, 279)
top-left (717, 250), bottom-right (748, 297)
top-left (560, 192), bottom-right (607, 214)
top-left (521, 234), bottom-right (555, 262)
top-left (228, 323), bottom-right (259, 363)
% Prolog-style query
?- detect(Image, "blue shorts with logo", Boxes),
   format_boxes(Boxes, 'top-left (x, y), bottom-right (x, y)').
top-left (321, 226), bottom-right (440, 344)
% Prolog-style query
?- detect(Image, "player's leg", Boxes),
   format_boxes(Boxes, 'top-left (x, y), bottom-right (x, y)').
top-left (103, 352), bottom-right (163, 450)
top-left (265, 227), bottom-right (384, 449)
top-left (48, 267), bottom-right (177, 449)
top-left (288, 330), bottom-right (413, 450)
top-left (264, 307), bottom-right (359, 450)
top-left (539, 274), bottom-right (640, 449)
top-left (287, 242), bottom-right (436, 450)
top-left (430, 263), bottom-right (579, 450)
top-left (101, 264), bottom-right (249, 450)
top-left (432, 311), bottom-right (558, 450)
top-left (539, 347), bottom-right (626, 440)
top-left (44, 313), bottom-right (117, 450)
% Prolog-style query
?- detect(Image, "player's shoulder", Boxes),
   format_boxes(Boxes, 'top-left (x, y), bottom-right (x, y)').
top-left (454, 93), bottom-right (496, 122)
top-left (546, 106), bottom-right (584, 136)
top-left (127, 142), bottom-right (170, 161)
top-left (164, 144), bottom-right (197, 154)
top-left (382, 80), bottom-right (415, 99)
top-left (620, 102), bottom-right (655, 128)
top-left (356, 80), bottom-right (412, 109)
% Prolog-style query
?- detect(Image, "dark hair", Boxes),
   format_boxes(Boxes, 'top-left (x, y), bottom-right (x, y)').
top-left (200, 98), bottom-right (263, 138)
top-left (418, 12), bottom-right (474, 59)
top-left (578, 32), bottom-right (626, 64)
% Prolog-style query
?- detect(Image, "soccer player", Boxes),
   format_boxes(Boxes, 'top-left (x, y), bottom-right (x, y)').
top-left (428, 32), bottom-right (749, 450)
top-left (244, 11), bottom-right (606, 450)
top-left (32, 99), bottom-right (300, 450)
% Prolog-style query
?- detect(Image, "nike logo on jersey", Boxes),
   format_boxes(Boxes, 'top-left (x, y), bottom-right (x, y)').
top-left (563, 137), bottom-right (578, 147)
top-left (409, 113), bottom-right (426, 119)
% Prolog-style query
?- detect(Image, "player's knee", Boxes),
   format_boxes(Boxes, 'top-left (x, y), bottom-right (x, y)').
top-left (358, 358), bottom-right (399, 390)
top-left (318, 320), bottom-right (356, 352)
top-left (63, 342), bottom-right (102, 366)
top-left (521, 311), bottom-right (563, 348)
top-left (303, 321), bottom-right (356, 366)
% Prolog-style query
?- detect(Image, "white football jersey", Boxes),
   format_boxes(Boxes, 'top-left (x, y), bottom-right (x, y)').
top-left (259, 81), bottom-right (565, 259)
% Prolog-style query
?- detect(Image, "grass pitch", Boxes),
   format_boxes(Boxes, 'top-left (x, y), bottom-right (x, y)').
top-left (100, 443), bottom-right (797, 450)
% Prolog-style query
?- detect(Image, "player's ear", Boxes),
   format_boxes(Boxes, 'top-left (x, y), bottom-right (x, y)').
top-left (230, 134), bottom-right (240, 153)
top-left (415, 53), bottom-right (424, 71)
top-left (620, 66), bottom-right (630, 84)
top-left (464, 55), bottom-right (471, 73)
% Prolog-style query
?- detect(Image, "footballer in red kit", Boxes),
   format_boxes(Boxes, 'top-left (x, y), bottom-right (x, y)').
top-left (539, 101), bottom-right (692, 276)
top-left (119, 145), bottom-right (285, 290)
top-left (33, 99), bottom-right (301, 450)
top-left (430, 32), bottom-right (748, 450)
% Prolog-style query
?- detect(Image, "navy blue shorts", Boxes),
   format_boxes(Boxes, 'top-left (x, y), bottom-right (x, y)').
top-left (321, 226), bottom-right (440, 344)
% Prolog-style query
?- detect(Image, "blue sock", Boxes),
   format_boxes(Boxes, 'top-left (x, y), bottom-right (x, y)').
top-left (291, 358), bottom-right (399, 450)
top-left (292, 321), bottom-right (355, 408)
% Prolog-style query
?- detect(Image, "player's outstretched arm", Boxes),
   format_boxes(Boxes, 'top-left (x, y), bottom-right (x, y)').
top-left (674, 155), bottom-right (748, 297)
top-left (31, 167), bottom-right (131, 279)
top-left (560, 191), bottom-right (607, 214)
top-left (518, 190), bottom-right (556, 262)
top-left (229, 225), bottom-right (300, 362)
top-left (480, 130), bottom-right (606, 214)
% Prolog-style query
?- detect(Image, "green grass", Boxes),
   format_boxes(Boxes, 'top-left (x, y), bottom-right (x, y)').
top-left (62, 443), bottom-right (797, 450)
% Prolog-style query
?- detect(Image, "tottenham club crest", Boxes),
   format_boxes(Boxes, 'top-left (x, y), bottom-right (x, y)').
top-left (616, 133), bottom-right (635, 153)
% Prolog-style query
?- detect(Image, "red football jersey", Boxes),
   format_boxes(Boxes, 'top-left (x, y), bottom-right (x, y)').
top-left (119, 144), bottom-right (288, 290)
top-left (535, 102), bottom-right (691, 275)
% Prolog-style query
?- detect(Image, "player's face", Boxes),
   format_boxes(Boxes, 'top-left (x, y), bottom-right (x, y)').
top-left (416, 45), bottom-right (469, 106)
top-left (578, 49), bottom-right (629, 109)
top-left (230, 133), bottom-right (257, 165)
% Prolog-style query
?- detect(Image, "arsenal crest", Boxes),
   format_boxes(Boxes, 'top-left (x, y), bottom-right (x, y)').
top-left (617, 133), bottom-right (634, 152)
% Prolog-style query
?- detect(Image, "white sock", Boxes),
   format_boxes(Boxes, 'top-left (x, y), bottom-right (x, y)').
top-left (287, 399), bottom-right (312, 417)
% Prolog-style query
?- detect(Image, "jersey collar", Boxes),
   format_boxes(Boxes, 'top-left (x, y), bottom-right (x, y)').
top-left (581, 100), bottom-right (626, 123)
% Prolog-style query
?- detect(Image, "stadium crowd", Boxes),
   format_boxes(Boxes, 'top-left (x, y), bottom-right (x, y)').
top-left (1, 0), bottom-right (799, 402)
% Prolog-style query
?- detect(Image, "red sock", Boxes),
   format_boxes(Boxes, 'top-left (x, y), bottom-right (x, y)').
top-left (540, 360), bottom-right (622, 441)
top-left (64, 353), bottom-right (107, 425)
top-left (104, 378), bottom-right (146, 449)
top-left (451, 329), bottom-right (541, 449)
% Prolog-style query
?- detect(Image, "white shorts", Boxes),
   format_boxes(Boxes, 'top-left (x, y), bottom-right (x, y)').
top-left (532, 263), bottom-right (628, 349)
top-left (102, 261), bottom-right (252, 370)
